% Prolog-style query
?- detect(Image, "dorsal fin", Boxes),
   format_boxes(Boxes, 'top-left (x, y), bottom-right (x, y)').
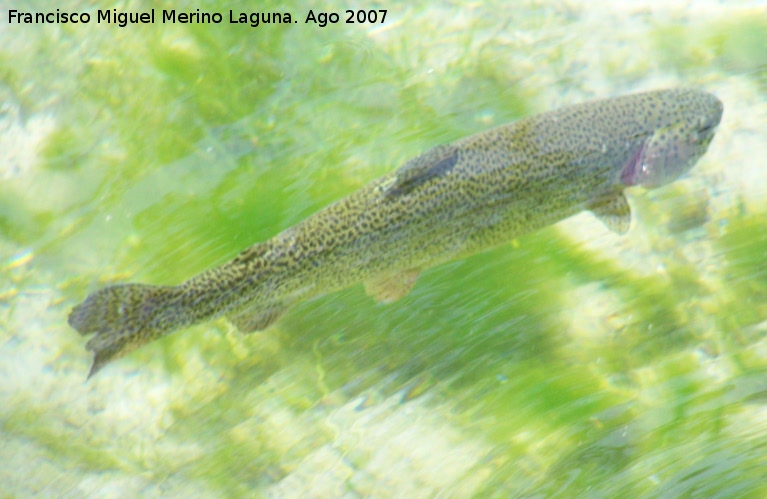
top-left (386, 145), bottom-right (458, 196)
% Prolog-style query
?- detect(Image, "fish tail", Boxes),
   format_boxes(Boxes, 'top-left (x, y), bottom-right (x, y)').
top-left (68, 283), bottom-right (188, 378)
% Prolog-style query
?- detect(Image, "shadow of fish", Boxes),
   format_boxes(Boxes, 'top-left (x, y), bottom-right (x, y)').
top-left (69, 88), bottom-right (723, 378)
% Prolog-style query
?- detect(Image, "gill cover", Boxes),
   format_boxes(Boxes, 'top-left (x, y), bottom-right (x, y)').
top-left (623, 104), bottom-right (721, 189)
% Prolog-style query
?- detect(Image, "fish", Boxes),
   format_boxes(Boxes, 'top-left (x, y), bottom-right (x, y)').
top-left (69, 88), bottom-right (723, 378)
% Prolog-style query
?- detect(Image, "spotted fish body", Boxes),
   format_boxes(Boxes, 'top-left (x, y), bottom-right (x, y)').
top-left (69, 88), bottom-right (723, 377)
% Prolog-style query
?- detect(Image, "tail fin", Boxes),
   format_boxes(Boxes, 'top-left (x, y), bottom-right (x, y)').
top-left (68, 283), bottom-right (186, 378)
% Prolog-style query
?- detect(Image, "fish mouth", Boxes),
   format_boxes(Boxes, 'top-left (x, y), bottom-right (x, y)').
top-left (697, 120), bottom-right (717, 136)
top-left (695, 111), bottom-right (721, 141)
top-left (696, 97), bottom-right (723, 140)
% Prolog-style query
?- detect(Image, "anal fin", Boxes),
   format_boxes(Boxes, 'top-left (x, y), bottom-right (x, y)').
top-left (226, 303), bottom-right (288, 333)
top-left (364, 269), bottom-right (420, 303)
top-left (589, 192), bottom-right (631, 235)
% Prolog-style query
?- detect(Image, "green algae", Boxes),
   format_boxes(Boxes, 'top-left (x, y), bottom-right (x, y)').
top-left (652, 12), bottom-right (767, 87)
top-left (2, 408), bottom-right (125, 473)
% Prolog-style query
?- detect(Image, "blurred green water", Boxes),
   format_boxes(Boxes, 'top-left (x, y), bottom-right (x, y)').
top-left (2, 0), bottom-right (767, 497)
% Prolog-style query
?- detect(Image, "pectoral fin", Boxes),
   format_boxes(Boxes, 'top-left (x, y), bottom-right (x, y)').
top-left (589, 192), bottom-right (631, 235)
top-left (364, 269), bottom-right (420, 303)
top-left (226, 302), bottom-right (288, 333)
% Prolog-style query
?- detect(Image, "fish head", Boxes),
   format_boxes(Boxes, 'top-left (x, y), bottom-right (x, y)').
top-left (621, 90), bottom-right (723, 189)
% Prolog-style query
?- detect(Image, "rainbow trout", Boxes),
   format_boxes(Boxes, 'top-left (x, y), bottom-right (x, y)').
top-left (69, 88), bottom-right (723, 377)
